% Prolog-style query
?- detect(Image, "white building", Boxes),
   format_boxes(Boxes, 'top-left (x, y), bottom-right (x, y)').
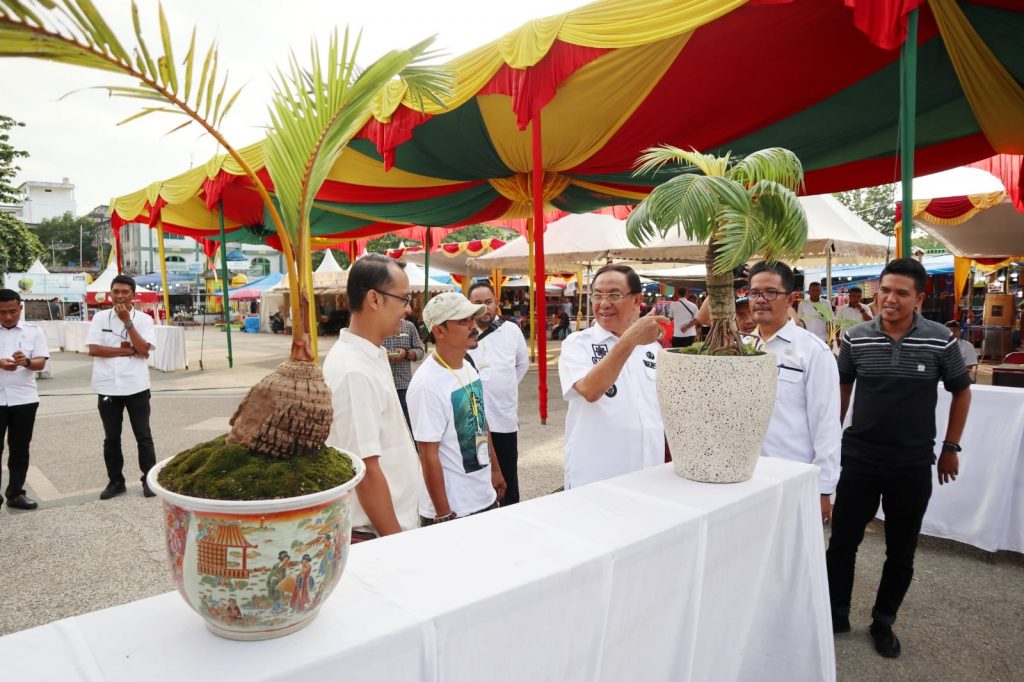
top-left (118, 222), bottom-right (283, 277)
top-left (15, 178), bottom-right (76, 224)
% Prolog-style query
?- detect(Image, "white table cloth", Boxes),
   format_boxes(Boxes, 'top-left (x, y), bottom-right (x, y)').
top-left (912, 385), bottom-right (1024, 553)
top-left (33, 320), bottom-right (66, 352)
top-left (0, 458), bottom-right (834, 681)
top-left (148, 325), bottom-right (187, 372)
top-left (62, 321), bottom-right (92, 354)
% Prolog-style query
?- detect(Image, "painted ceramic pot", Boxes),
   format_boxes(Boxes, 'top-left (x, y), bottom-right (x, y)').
top-left (657, 349), bottom-right (777, 483)
top-left (147, 454), bottom-right (365, 640)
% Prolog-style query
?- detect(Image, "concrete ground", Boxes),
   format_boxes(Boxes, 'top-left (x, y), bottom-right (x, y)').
top-left (1, 328), bottom-right (1021, 680)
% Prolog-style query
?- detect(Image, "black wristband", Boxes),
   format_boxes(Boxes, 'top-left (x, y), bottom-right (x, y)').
top-left (941, 441), bottom-right (962, 452)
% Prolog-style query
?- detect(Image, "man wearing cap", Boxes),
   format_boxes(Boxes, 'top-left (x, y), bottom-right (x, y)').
top-left (747, 261), bottom-right (841, 524)
top-left (87, 274), bottom-right (157, 500)
top-left (409, 292), bottom-right (506, 524)
top-left (323, 254), bottom-right (422, 540)
top-left (468, 282), bottom-right (529, 505)
top-left (558, 264), bottom-right (669, 489)
top-left (0, 289), bottom-right (49, 510)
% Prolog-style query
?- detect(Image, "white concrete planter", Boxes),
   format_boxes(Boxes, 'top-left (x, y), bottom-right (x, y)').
top-left (146, 453), bottom-right (365, 640)
top-left (657, 349), bottom-right (777, 483)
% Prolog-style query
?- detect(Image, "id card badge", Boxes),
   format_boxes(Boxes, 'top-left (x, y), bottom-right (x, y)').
top-left (478, 365), bottom-right (492, 382)
top-left (475, 432), bottom-right (489, 467)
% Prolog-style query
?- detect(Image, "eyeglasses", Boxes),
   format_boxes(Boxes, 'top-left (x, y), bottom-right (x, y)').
top-left (747, 289), bottom-right (784, 302)
top-left (372, 289), bottom-right (413, 305)
top-left (590, 291), bottom-right (638, 303)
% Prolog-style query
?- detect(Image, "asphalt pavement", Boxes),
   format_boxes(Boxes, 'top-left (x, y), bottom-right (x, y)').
top-left (0, 328), bottom-right (1020, 680)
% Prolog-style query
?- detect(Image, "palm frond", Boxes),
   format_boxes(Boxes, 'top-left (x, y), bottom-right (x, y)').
top-left (728, 147), bottom-right (804, 192)
top-left (626, 174), bottom-right (741, 247)
top-left (0, 0), bottom-right (242, 130)
top-left (632, 144), bottom-right (722, 178)
top-left (747, 179), bottom-right (807, 263)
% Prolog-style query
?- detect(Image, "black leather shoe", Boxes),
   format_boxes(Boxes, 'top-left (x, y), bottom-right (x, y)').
top-left (99, 481), bottom-right (127, 500)
top-left (6, 494), bottom-right (38, 510)
top-left (832, 614), bottom-right (851, 634)
top-left (869, 622), bottom-right (901, 658)
top-left (142, 481), bottom-right (156, 498)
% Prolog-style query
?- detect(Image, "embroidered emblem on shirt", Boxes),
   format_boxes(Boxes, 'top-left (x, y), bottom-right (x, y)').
top-left (643, 360), bottom-right (656, 369)
top-left (646, 350), bottom-right (655, 360)
top-left (604, 384), bottom-right (618, 398)
top-left (592, 344), bottom-right (609, 358)
top-left (917, 364), bottom-right (925, 372)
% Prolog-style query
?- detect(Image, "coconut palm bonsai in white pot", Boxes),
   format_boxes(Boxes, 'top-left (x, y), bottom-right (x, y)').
top-left (626, 147), bottom-right (809, 482)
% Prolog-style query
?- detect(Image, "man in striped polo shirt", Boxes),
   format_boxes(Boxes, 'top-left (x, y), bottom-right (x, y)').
top-left (826, 258), bottom-right (972, 659)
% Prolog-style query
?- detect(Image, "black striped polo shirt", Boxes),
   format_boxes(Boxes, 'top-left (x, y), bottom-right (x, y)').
top-left (838, 313), bottom-right (971, 468)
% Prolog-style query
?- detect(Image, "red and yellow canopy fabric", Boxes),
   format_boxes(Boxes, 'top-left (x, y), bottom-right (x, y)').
top-left (110, 0), bottom-right (1024, 248)
top-left (385, 238), bottom-right (507, 261)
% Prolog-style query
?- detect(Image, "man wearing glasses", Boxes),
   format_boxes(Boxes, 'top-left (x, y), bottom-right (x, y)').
top-left (86, 274), bottom-right (157, 500)
top-left (747, 261), bottom-right (840, 524)
top-left (323, 254), bottom-right (422, 541)
top-left (558, 264), bottom-right (669, 489)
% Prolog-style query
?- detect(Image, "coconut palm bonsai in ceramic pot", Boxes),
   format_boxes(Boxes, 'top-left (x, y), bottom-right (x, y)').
top-left (0, 0), bottom-right (450, 639)
top-left (626, 147), bottom-right (809, 483)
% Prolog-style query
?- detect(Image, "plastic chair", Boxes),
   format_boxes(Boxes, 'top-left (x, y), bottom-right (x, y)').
top-left (1002, 351), bottom-right (1024, 365)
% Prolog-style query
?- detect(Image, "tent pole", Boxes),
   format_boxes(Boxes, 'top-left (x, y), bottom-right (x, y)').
top-left (114, 226), bottom-right (123, 274)
top-left (155, 217), bottom-right (172, 325)
top-left (826, 245), bottom-right (833, 308)
top-left (217, 201), bottom-right (233, 369)
top-left (576, 268), bottom-right (583, 329)
top-left (528, 218), bottom-right (536, 363)
top-left (531, 113), bottom-right (548, 425)
top-left (899, 9), bottom-right (919, 259)
top-left (424, 230), bottom-right (432, 304)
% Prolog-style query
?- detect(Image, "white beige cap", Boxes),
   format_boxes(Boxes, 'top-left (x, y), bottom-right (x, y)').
top-left (422, 291), bottom-right (485, 330)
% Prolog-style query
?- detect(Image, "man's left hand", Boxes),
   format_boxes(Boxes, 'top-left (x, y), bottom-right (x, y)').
top-left (938, 451), bottom-right (959, 485)
top-left (820, 495), bottom-right (833, 525)
top-left (492, 468), bottom-right (507, 501)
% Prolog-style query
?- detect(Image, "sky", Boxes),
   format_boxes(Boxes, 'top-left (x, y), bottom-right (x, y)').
top-left (3, 0), bottom-right (590, 214)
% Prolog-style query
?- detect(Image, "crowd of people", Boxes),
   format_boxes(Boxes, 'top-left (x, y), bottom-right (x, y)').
top-left (0, 255), bottom-right (975, 661)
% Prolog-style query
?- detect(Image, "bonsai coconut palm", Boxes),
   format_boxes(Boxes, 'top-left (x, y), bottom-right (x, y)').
top-left (626, 146), bottom-right (809, 353)
top-left (625, 147), bottom-right (810, 483)
top-left (0, 0), bottom-right (452, 638)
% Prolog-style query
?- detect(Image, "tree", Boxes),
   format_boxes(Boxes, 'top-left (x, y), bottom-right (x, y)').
top-left (34, 211), bottom-right (100, 266)
top-left (626, 147), bottom-right (808, 354)
top-left (442, 225), bottom-right (517, 243)
top-left (833, 183), bottom-right (896, 237)
top-left (0, 114), bottom-right (27, 203)
top-left (0, 212), bottom-right (46, 272)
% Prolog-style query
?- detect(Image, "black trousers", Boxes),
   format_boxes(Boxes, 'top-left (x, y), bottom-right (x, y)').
top-left (491, 430), bottom-right (520, 506)
top-left (0, 402), bottom-right (39, 501)
top-left (671, 336), bottom-right (695, 348)
top-left (98, 389), bottom-right (156, 485)
top-left (825, 462), bottom-right (933, 625)
top-left (396, 388), bottom-right (411, 431)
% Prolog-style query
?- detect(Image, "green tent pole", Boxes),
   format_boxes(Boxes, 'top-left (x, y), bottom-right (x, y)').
top-left (218, 201), bottom-right (234, 368)
top-left (424, 229), bottom-right (432, 303)
top-left (900, 9), bottom-right (919, 259)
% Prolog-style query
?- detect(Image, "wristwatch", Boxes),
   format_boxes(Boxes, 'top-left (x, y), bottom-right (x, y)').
top-left (123, 321), bottom-right (134, 330)
top-left (941, 441), bottom-right (962, 453)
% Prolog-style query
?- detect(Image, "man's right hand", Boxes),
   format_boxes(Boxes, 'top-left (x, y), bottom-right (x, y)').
top-left (0, 358), bottom-right (16, 372)
top-left (620, 308), bottom-right (670, 348)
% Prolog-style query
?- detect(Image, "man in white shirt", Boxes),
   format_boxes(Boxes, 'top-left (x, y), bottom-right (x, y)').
top-left (86, 275), bottom-right (157, 500)
top-left (747, 262), bottom-right (841, 523)
top-left (798, 281), bottom-right (829, 344)
top-left (0, 290), bottom-right (49, 510)
top-left (668, 288), bottom-right (699, 348)
top-left (409, 292), bottom-right (506, 525)
top-left (468, 282), bottom-right (529, 505)
top-left (323, 254), bottom-right (423, 540)
top-left (558, 264), bottom-right (668, 489)
top-left (835, 286), bottom-right (874, 324)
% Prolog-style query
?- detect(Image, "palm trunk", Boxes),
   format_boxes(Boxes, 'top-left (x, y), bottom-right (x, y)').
top-left (703, 235), bottom-right (741, 354)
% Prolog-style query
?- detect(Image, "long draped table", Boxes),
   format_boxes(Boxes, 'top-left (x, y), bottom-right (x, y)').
top-left (908, 384), bottom-right (1024, 553)
top-left (0, 458), bottom-right (834, 681)
top-left (48, 320), bottom-right (187, 372)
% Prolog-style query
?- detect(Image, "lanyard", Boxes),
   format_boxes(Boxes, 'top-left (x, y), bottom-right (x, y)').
top-left (433, 352), bottom-right (484, 433)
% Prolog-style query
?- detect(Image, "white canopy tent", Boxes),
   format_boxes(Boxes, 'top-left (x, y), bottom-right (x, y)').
top-left (26, 259), bottom-right (49, 274)
top-left (905, 166), bottom-right (1024, 259)
top-left (402, 262), bottom-right (456, 293)
top-left (314, 249), bottom-right (344, 274)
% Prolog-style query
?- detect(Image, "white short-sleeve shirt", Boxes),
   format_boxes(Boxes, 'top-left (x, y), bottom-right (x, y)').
top-left (0, 321), bottom-right (49, 406)
top-left (558, 324), bottom-right (665, 489)
top-left (467, 320), bottom-right (529, 434)
top-left (668, 299), bottom-right (699, 338)
top-left (836, 304), bottom-right (873, 323)
top-left (408, 355), bottom-right (496, 517)
top-left (86, 308), bottom-right (156, 396)
top-left (797, 299), bottom-right (829, 343)
top-left (752, 319), bottom-right (842, 495)
top-left (323, 330), bottom-right (422, 533)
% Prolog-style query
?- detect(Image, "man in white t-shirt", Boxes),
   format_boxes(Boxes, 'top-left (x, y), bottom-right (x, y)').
top-left (558, 264), bottom-right (668, 489)
top-left (797, 281), bottom-right (829, 343)
top-left (668, 288), bottom-right (699, 348)
top-left (86, 274), bottom-right (157, 500)
top-left (409, 292), bottom-right (506, 525)
top-left (323, 254), bottom-right (422, 540)
top-left (835, 286), bottom-right (874, 324)
top-left (468, 282), bottom-right (529, 505)
top-left (0, 289), bottom-right (50, 511)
